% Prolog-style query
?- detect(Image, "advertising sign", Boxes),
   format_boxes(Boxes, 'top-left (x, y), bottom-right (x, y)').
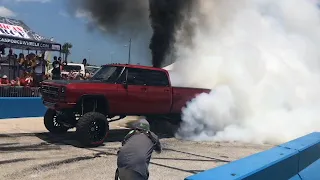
top-left (0, 17), bottom-right (61, 51)
top-left (0, 23), bottom-right (30, 39)
top-left (0, 37), bottom-right (49, 48)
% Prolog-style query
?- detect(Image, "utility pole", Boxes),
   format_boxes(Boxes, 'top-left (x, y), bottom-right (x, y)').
top-left (88, 49), bottom-right (91, 62)
top-left (110, 52), bottom-right (114, 63)
top-left (128, 38), bottom-right (132, 64)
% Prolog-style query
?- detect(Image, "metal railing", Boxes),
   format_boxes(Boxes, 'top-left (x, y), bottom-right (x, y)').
top-left (0, 86), bottom-right (41, 97)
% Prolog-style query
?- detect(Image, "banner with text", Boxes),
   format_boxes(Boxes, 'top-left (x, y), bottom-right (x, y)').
top-left (0, 16), bottom-right (61, 51)
top-left (0, 23), bottom-right (30, 39)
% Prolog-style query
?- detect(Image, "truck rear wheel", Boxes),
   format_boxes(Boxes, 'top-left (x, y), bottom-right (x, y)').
top-left (146, 116), bottom-right (181, 137)
top-left (76, 112), bottom-right (109, 147)
top-left (44, 109), bottom-right (69, 134)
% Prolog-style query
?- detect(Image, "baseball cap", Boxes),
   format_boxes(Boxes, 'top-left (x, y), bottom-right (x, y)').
top-left (132, 118), bottom-right (150, 131)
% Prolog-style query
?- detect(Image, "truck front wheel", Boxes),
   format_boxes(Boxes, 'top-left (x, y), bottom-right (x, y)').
top-left (76, 112), bottom-right (109, 147)
top-left (44, 109), bottom-right (69, 134)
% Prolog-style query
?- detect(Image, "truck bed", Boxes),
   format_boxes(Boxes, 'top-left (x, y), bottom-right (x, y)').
top-left (170, 86), bottom-right (211, 113)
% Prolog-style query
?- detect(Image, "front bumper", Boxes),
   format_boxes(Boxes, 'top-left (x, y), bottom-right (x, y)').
top-left (43, 100), bottom-right (76, 110)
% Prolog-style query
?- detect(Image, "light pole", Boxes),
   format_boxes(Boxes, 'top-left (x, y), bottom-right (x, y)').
top-left (124, 38), bottom-right (132, 64)
top-left (88, 49), bottom-right (91, 62)
top-left (110, 52), bottom-right (114, 63)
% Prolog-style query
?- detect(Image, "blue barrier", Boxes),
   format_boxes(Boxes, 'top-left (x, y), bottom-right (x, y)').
top-left (0, 97), bottom-right (47, 119)
top-left (185, 132), bottom-right (320, 180)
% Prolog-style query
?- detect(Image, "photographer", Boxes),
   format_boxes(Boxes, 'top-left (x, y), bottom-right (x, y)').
top-left (116, 119), bottom-right (162, 180)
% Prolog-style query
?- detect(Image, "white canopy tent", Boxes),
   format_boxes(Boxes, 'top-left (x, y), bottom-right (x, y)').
top-left (0, 16), bottom-right (61, 51)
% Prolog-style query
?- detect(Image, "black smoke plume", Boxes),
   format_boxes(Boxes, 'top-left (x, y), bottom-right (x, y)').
top-left (149, 0), bottom-right (194, 67)
top-left (68, 0), bottom-right (150, 36)
top-left (68, 0), bottom-right (194, 67)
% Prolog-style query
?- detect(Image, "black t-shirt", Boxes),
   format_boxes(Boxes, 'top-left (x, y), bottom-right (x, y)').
top-left (52, 61), bottom-right (61, 74)
top-left (35, 60), bottom-right (47, 74)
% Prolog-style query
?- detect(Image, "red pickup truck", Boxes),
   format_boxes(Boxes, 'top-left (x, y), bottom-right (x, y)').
top-left (41, 64), bottom-right (210, 146)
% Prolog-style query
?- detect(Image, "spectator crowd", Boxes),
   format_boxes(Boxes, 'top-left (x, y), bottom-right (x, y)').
top-left (0, 48), bottom-right (92, 88)
top-left (0, 49), bottom-right (48, 87)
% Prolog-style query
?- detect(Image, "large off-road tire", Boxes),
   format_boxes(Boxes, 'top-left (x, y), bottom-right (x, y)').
top-left (146, 115), bottom-right (181, 137)
top-left (167, 114), bottom-right (183, 126)
top-left (76, 112), bottom-right (109, 147)
top-left (44, 109), bottom-right (69, 134)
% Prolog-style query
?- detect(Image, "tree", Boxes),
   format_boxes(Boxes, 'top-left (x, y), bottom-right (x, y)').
top-left (61, 42), bottom-right (73, 62)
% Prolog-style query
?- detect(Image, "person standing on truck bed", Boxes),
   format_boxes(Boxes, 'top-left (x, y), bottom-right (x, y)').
top-left (52, 56), bottom-right (61, 80)
top-left (116, 119), bottom-right (162, 180)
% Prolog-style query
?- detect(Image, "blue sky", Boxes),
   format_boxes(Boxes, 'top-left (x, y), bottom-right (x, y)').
top-left (0, 0), bottom-right (152, 66)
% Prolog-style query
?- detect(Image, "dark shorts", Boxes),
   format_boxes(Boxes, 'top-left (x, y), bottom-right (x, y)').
top-left (118, 168), bottom-right (147, 180)
top-left (52, 73), bottom-right (61, 80)
top-left (34, 74), bottom-right (43, 86)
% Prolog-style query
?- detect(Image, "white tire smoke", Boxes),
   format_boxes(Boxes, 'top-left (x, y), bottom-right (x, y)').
top-left (173, 0), bottom-right (320, 144)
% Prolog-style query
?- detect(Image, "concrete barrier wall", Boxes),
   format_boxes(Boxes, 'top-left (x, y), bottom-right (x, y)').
top-left (185, 132), bottom-right (320, 180)
top-left (0, 97), bottom-right (47, 119)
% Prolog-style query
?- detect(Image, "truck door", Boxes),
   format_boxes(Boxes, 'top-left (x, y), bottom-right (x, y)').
top-left (145, 70), bottom-right (172, 114)
top-left (118, 68), bottom-right (149, 114)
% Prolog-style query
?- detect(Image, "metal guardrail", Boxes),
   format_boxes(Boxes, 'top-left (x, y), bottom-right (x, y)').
top-left (0, 86), bottom-right (41, 97)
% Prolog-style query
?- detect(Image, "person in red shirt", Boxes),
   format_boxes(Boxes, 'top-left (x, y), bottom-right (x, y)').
top-left (0, 75), bottom-right (9, 85)
top-left (10, 77), bottom-right (21, 86)
top-left (19, 73), bottom-right (27, 86)
top-left (19, 78), bottom-right (26, 86)
top-left (23, 73), bottom-right (33, 87)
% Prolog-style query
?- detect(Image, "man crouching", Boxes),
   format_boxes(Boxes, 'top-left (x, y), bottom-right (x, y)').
top-left (116, 118), bottom-right (162, 180)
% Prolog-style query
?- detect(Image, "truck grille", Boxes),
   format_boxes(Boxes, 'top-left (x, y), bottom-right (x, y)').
top-left (41, 85), bottom-right (59, 99)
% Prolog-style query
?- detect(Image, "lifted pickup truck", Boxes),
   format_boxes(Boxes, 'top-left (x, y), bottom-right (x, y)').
top-left (40, 64), bottom-right (210, 146)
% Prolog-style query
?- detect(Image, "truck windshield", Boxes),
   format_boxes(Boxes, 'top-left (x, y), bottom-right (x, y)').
top-left (86, 66), bottom-right (100, 74)
top-left (91, 65), bottom-right (123, 82)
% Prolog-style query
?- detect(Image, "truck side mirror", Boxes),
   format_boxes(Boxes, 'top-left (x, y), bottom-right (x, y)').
top-left (122, 81), bottom-right (128, 89)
